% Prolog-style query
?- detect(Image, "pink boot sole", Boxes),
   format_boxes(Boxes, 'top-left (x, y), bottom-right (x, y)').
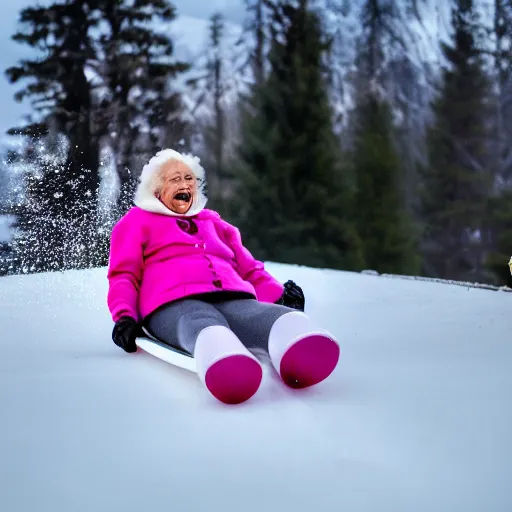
top-left (280, 334), bottom-right (340, 389)
top-left (205, 354), bottom-right (263, 404)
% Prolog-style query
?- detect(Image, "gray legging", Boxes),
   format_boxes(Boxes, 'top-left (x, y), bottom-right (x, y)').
top-left (145, 297), bottom-right (293, 355)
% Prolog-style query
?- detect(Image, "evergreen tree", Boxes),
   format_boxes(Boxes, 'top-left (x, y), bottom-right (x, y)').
top-left (233, 0), bottom-right (363, 270)
top-left (493, 0), bottom-right (512, 168)
top-left (187, 11), bottom-right (248, 214)
top-left (242, 0), bottom-right (269, 87)
top-left (347, 0), bottom-right (419, 275)
top-left (6, 1), bottom-right (99, 217)
top-left (92, 0), bottom-right (191, 216)
top-left (486, 190), bottom-right (512, 287)
top-left (194, 13), bottom-right (228, 211)
top-left (421, 0), bottom-right (493, 282)
top-left (350, 97), bottom-right (420, 274)
top-left (5, 2), bottom-right (101, 271)
top-left (485, 0), bottom-right (512, 285)
top-left (4, 0), bottom-right (190, 273)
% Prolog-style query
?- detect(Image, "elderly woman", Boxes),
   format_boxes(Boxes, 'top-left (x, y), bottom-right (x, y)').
top-left (107, 149), bottom-right (339, 404)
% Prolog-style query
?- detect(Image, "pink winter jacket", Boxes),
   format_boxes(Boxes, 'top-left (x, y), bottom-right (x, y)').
top-left (107, 207), bottom-right (284, 322)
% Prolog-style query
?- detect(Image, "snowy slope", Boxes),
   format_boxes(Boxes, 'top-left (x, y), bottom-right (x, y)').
top-left (0, 263), bottom-right (511, 512)
top-left (0, 215), bottom-right (15, 242)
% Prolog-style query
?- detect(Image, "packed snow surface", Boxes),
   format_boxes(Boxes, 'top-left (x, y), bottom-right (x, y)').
top-left (1, 262), bottom-right (511, 511)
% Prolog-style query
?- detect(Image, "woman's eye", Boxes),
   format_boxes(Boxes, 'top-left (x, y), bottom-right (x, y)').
top-left (186, 176), bottom-right (193, 181)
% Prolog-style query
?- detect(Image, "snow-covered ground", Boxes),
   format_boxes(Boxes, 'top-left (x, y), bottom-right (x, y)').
top-left (0, 262), bottom-right (511, 512)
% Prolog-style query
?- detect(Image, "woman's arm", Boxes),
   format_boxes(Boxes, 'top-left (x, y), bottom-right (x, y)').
top-left (220, 221), bottom-right (284, 303)
top-left (107, 212), bottom-right (145, 322)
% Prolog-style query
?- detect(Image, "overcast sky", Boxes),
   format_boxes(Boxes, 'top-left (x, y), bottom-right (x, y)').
top-left (0, 0), bottom-right (245, 142)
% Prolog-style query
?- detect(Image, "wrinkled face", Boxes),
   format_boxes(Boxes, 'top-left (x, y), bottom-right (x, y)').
top-left (156, 159), bottom-right (197, 214)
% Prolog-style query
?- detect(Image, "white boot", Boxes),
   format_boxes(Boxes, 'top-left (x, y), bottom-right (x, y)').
top-left (268, 311), bottom-right (340, 388)
top-left (194, 325), bottom-right (263, 404)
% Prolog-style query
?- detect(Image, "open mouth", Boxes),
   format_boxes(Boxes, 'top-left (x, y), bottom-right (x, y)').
top-left (174, 192), bottom-right (191, 202)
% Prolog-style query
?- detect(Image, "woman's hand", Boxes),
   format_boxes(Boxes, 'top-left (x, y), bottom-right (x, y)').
top-left (112, 317), bottom-right (140, 353)
top-left (277, 280), bottom-right (305, 311)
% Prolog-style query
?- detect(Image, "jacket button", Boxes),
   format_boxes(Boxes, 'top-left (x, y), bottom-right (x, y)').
top-left (212, 280), bottom-right (222, 288)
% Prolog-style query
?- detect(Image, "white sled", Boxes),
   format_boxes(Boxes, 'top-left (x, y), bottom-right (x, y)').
top-left (136, 327), bottom-right (197, 373)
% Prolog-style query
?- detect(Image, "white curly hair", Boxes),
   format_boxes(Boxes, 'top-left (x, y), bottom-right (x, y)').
top-left (133, 149), bottom-right (208, 217)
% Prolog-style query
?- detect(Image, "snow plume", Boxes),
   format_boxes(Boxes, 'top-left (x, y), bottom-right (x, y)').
top-left (0, 135), bottom-right (111, 276)
top-left (97, 143), bottom-right (120, 228)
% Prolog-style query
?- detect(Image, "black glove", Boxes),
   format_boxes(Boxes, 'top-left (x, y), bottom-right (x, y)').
top-left (277, 280), bottom-right (305, 311)
top-left (112, 316), bottom-right (139, 353)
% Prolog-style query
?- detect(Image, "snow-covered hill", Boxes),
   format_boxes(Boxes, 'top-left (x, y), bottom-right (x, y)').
top-left (1, 262), bottom-right (511, 511)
